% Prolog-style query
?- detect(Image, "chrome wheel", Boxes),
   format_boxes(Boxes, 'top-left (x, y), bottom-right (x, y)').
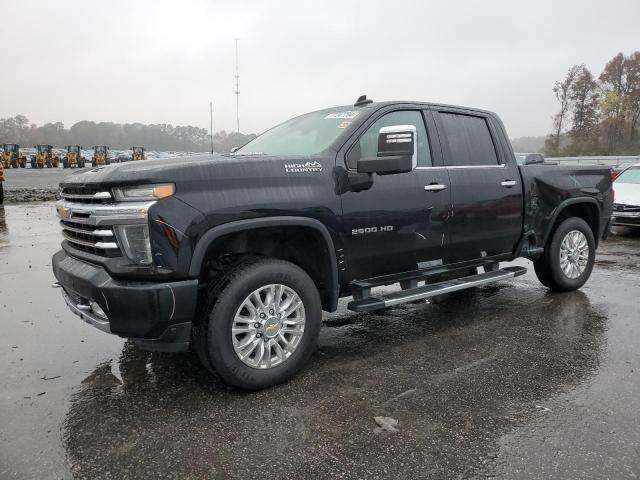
top-left (559, 230), bottom-right (589, 279)
top-left (231, 284), bottom-right (306, 369)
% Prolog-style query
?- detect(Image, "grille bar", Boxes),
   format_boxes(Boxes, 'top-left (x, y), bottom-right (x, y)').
top-left (59, 221), bottom-right (114, 237)
top-left (62, 231), bottom-right (118, 250)
top-left (60, 188), bottom-right (113, 204)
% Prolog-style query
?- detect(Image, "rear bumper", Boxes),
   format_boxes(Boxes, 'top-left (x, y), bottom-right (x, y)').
top-left (52, 249), bottom-right (198, 352)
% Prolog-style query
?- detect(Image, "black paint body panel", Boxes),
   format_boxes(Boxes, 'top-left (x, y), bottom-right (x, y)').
top-left (52, 101), bottom-right (614, 345)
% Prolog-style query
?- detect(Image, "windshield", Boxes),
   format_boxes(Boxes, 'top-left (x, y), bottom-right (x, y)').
top-left (616, 167), bottom-right (640, 184)
top-left (69, 146), bottom-right (79, 153)
top-left (235, 109), bottom-right (360, 156)
top-left (96, 146), bottom-right (106, 153)
top-left (37, 145), bottom-right (48, 152)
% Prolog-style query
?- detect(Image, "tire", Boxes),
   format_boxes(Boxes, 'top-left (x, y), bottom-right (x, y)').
top-left (31, 160), bottom-right (36, 169)
top-left (534, 217), bottom-right (595, 292)
top-left (0, 183), bottom-right (3, 205)
top-left (63, 159), bottom-right (69, 168)
top-left (193, 257), bottom-right (322, 390)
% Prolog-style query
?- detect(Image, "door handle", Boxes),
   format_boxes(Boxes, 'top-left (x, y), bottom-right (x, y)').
top-left (500, 180), bottom-right (517, 188)
top-left (424, 184), bottom-right (447, 192)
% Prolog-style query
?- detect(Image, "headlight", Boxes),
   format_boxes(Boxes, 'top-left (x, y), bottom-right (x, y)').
top-left (112, 183), bottom-right (174, 202)
top-left (116, 224), bottom-right (152, 265)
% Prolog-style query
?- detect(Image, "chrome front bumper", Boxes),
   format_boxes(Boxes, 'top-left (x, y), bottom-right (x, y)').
top-left (61, 288), bottom-right (111, 333)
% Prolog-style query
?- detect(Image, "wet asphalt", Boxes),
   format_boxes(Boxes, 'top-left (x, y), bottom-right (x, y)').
top-left (1, 203), bottom-right (640, 479)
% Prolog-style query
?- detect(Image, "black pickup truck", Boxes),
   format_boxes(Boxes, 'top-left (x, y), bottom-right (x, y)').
top-left (52, 96), bottom-right (614, 389)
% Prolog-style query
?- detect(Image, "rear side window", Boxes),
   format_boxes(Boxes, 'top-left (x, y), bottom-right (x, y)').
top-left (439, 113), bottom-right (499, 166)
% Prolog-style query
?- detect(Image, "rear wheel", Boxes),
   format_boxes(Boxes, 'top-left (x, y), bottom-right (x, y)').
top-left (534, 217), bottom-right (595, 291)
top-left (193, 257), bottom-right (322, 390)
top-left (0, 183), bottom-right (4, 205)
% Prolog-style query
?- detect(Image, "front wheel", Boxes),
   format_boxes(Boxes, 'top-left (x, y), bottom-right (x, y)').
top-left (534, 217), bottom-right (595, 292)
top-left (193, 257), bottom-right (322, 390)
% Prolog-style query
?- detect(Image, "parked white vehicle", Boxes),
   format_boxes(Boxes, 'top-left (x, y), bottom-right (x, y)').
top-left (612, 164), bottom-right (640, 230)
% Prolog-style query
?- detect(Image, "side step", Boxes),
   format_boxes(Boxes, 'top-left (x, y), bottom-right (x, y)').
top-left (347, 266), bottom-right (527, 312)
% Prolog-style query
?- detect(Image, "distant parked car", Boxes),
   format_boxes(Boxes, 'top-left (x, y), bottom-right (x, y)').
top-left (514, 152), bottom-right (545, 166)
top-left (612, 164), bottom-right (640, 231)
top-left (612, 160), bottom-right (638, 179)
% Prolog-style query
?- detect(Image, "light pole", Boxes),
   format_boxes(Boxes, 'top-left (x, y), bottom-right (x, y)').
top-left (234, 38), bottom-right (240, 133)
top-left (209, 101), bottom-right (214, 154)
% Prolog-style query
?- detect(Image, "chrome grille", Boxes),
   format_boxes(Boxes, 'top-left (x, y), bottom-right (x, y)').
top-left (613, 204), bottom-right (640, 213)
top-left (60, 219), bottom-right (120, 257)
top-left (60, 187), bottom-right (113, 204)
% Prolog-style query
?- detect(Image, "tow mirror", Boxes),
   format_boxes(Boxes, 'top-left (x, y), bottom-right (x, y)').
top-left (524, 154), bottom-right (544, 165)
top-left (357, 125), bottom-right (416, 175)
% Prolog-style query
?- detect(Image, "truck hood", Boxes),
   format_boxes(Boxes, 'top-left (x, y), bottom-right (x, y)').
top-left (614, 182), bottom-right (640, 207)
top-left (59, 154), bottom-right (238, 189)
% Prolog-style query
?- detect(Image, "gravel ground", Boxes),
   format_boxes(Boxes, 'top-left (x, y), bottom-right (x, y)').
top-left (1, 203), bottom-right (639, 479)
top-left (2, 167), bottom-right (81, 203)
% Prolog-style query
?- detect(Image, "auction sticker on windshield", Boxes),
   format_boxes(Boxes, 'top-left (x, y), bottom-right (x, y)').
top-left (325, 111), bottom-right (359, 119)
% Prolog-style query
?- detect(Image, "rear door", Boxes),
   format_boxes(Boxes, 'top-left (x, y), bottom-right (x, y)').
top-left (433, 109), bottom-right (523, 263)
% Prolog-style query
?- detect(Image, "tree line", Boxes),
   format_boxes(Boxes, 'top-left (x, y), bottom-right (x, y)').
top-left (0, 116), bottom-right (257, 154)
top-left (546, 51), bottom-right (640, 156)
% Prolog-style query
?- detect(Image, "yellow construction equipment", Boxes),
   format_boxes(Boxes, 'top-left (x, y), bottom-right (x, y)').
top-left (131, 146), bottom-right (146, 161)
top-left (62, 145), bottom-right (86, 168)
top-left (2, 144), bottom-right (27, 168)
top-left (31, 144), bottom-right (60, 168)
top-left (92, 145), bottom-right (110, 167)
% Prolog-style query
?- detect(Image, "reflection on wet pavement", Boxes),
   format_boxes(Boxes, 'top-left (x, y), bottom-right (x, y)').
top-left (1, 203), bottom-right (640, 479)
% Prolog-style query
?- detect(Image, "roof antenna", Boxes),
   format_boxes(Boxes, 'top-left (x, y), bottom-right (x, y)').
top-left (354, 95), bottom-right (373, 107)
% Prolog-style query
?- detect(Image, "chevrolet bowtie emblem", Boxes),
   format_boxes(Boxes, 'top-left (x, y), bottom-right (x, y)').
top-left (57, 206), bottom-right (70, 219)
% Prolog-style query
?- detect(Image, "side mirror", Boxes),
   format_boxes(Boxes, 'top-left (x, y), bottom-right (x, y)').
top-left (524, 154), bottom-right (544, 165)
top-left (357, 125), bottom-right (416, 175)
top-left (230, 146), bottom-right (240, 154)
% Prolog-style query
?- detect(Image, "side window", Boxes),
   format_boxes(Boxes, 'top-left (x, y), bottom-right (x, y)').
top-left (347, 110), bottom-right (432, 169)
top-left (439, 113), bottom-right (499, 166)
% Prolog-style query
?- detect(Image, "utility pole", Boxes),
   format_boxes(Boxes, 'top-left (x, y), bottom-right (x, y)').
top-left (234, 38), bottom-right (240, 133)
top-left (209, 101), bottom-right (214, 154)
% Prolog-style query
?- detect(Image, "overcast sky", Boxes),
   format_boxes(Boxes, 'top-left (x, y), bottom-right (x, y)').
top-left (1, 0), bottom-right (638, 138)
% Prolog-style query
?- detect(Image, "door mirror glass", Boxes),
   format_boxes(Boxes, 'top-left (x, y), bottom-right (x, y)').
top-left (357, 125), bottom-right (416, 175)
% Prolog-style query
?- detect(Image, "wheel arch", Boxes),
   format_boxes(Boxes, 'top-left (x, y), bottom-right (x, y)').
top-left (189, 216), bottom-right (340, 312)
top-left (543, 197), bottom-right (601, 247)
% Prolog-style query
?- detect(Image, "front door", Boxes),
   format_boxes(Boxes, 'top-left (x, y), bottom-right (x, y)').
top-left (433, 109), bottom-right (523, 263)
top-left (339, 108), bottom-right (451, 281)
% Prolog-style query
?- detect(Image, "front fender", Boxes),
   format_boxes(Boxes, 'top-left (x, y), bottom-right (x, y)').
top-left (189, 216), bottom-right (340, 311)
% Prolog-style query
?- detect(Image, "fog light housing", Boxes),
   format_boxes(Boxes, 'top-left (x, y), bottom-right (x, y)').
top-left (117, 223), bottom-right (152, 265)
top-left (89, 300), bottom-right (107, 319)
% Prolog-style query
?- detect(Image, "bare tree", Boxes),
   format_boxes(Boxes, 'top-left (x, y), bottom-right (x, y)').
top-left (568, 65), bottom-right (599, 153)
top-left (546, 65), bottom-right (580, 155)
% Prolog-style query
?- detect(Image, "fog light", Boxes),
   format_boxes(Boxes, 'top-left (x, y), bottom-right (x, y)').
top-left (89, 300), bottom-right (107, 319)
top-left (116, 223), bottom-right (152, 265)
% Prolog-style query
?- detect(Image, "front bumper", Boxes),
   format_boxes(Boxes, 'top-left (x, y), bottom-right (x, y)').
top-left (52, 249), bottom-right (198, 352)
top-left (612, 212), bottom-right (640, 227)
